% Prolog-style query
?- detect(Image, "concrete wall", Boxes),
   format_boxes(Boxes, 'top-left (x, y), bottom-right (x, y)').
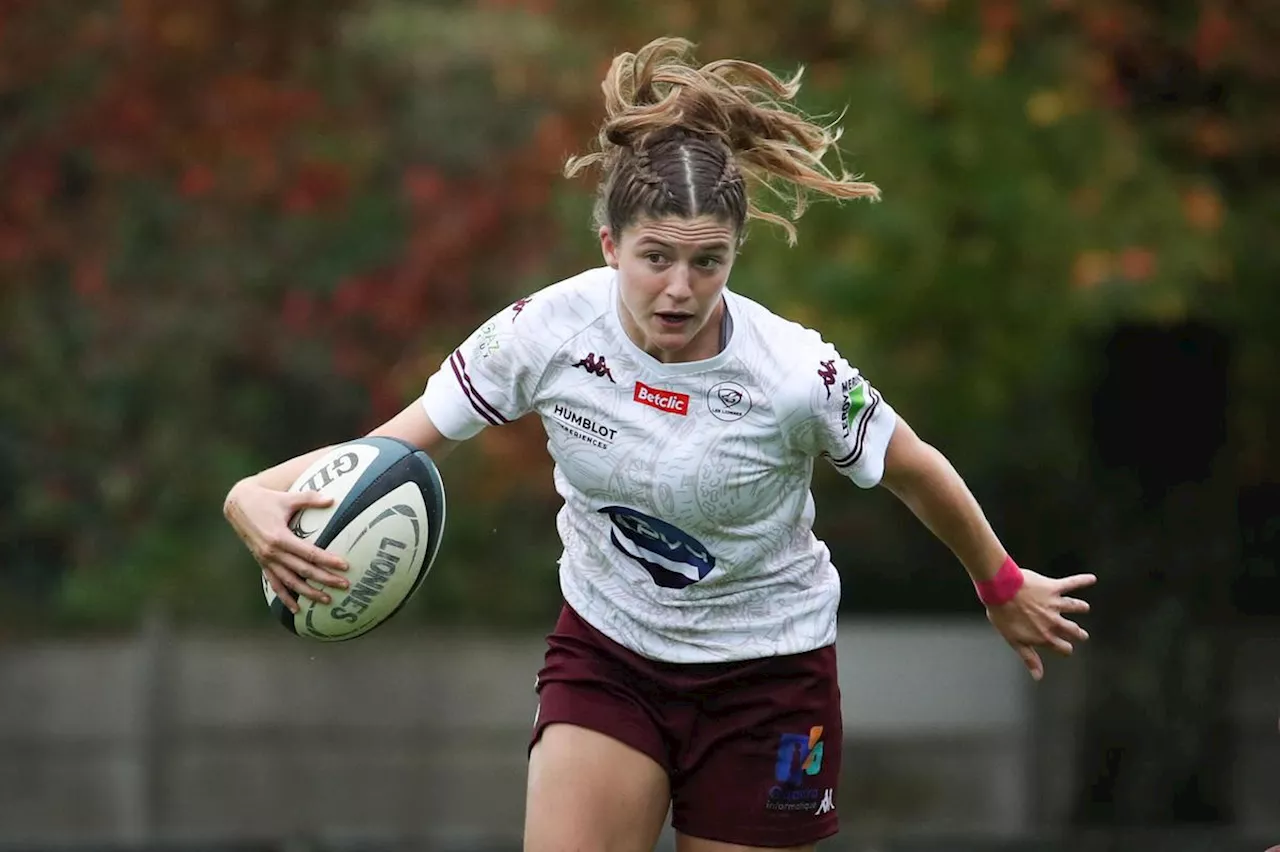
top-left (0, 619), bottom-right (1274, 847)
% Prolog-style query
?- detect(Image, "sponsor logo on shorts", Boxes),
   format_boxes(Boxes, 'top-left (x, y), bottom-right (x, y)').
top-left (776, 726), bottom-right (825, 784)
top-left (766, 726), bottom-right (830, 813)
top-left (707, 381), bottom-right (751, 422)
top-left (552, 404), bottom-right (618, 449)
top-left (633, 381), bottom-right (689, 416)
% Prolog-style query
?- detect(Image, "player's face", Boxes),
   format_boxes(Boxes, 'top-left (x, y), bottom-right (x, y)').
top-left (601, 215), bottom-right (738, 363)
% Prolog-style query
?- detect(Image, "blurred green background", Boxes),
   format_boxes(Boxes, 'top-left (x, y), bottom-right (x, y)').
top-left (2, 0), bottom-right (1272, 629)
top-left (1, 0), bottom-right (1277, 845)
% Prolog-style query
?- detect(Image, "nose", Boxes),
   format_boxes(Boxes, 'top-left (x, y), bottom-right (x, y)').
top-left (664, 263), bottom-right (693, 300)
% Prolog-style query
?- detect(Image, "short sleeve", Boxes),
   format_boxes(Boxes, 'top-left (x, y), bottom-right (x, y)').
top-left (420, 297), bottom-right (550, 441)
top-left (786, 344), bottom-right (898, 488)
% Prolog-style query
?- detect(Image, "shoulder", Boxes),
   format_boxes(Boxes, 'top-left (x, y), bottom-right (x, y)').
top-left (476, 267), bottom-right (613, 355)
top-left (727, 290), bottom-right (844, 383)
top-left (726, 291), bottom-right (863, 426)
top-left (504, 266), bottom-right (612, 329)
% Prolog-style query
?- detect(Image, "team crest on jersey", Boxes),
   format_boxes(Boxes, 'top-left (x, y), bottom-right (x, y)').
top-left (598, 505), bottom-right (716, 588)
top-left (707, 381), bottom-right (751, 422)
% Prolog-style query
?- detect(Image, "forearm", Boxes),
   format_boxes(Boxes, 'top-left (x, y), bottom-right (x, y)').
top-left (881, 425), bottom-right (1007, 583)
top-left (222, 445), bottom-right (334, 526)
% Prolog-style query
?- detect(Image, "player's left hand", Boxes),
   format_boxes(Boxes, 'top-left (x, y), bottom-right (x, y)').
top-left (986, 569), bottom-right (1095, 681)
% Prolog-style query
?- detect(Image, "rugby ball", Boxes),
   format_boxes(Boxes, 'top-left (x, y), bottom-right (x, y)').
top-left (263, 436), bottom-right (446, 641)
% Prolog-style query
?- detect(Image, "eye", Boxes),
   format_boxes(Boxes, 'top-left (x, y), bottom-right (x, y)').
top-left (644, 252), bottom-right (668, 265)
top-left (696, 256), bottom-right (724, 270)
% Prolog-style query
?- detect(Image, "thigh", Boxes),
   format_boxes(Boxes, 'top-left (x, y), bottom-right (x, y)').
top-left (525, 722), bottom-right (671, 852)
top-left (675, 834), bottom-right (815, 852)
top-left (670, 645), bottom-right (842, 849)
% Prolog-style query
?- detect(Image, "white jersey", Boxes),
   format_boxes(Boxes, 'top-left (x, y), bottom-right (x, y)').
top-left (421, 267), bottom-right (897, 663)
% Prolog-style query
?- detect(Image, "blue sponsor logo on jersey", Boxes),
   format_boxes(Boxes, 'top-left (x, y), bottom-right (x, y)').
top-left (598, 505), bottom-right (716, 589)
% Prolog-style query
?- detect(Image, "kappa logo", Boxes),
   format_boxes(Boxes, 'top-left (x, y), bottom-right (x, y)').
top-left (573, 353), bottom-right (616, 383)
top-left (817, 360), bottom-right (838, 399)
top-left (814, 788), bottom-right (836, 816)
top-left (634, 381), bottom-right (690, 416)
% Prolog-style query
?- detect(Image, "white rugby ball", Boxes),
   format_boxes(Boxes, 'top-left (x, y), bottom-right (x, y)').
top-left (262, 436), bottom-right (446, 641)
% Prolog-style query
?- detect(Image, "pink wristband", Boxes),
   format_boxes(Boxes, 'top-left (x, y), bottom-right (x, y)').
top-left (975, 555), bottom-right (1024, 606)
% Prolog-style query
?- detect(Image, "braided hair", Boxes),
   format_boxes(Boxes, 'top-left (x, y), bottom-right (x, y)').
top-left (565, 38), bottom-right (879, 247)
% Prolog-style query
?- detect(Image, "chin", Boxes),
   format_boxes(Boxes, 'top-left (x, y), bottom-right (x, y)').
top-left (649, 328), bottom-right (697, 351)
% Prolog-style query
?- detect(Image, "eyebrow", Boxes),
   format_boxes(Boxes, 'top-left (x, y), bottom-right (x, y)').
top-left (637, 238), bottom-right (732, 253)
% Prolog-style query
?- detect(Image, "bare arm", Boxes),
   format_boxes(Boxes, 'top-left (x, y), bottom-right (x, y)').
top-left (878, 416), bottom-right (1006, 583)
top-left (223, 400), bottom-right (464, 612)
top-left (877, 415), bottom-right (1095, 680)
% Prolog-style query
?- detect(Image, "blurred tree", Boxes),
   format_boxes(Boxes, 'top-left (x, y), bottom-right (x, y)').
top-left (1052, 0), bottom-right (1280, 832)
top-left (544, 0), bottom-right (1222, 611)
top-left (1069, 320), bottom-right (1238, 827)
top-left (1, 0), bottom-right (1272, 680)
top-left (0, 0), bottom-right (579, 629)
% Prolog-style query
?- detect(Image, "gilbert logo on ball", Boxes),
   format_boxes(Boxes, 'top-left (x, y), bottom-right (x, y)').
top-left (289, 449), bottom-right (363, 539)
top-left (265, 436), bottom-right (446, 642)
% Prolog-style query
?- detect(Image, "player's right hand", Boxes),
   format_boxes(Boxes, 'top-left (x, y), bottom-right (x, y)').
top-left (222, 479), bottom-right (349, 613)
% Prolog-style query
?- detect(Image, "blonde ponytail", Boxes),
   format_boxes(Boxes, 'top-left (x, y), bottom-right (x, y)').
top-left (565, 37), bottom-right (879, 245)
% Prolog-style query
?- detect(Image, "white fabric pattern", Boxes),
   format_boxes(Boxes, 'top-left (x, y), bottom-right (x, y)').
top-left (421, 267), bottom-right (898, 663)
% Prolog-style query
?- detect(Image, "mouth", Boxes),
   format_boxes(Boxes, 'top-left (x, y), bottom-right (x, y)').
top-left (654, 311), bottom-right (695, 329)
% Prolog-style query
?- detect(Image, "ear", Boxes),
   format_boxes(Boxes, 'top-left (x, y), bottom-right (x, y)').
top-left (600, 226), bottom-right (620, 269)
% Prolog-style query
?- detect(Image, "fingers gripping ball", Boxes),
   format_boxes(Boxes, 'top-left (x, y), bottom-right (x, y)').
top-left (264, 437), bottom-right (447, 641)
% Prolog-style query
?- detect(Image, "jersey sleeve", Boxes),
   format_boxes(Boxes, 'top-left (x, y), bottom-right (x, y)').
top-left (420, 297), bottom-right (550, 441)
top-left (785, 341), bottom-right (898, 488)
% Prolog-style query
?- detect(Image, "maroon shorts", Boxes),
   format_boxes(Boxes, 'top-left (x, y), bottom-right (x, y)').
top-left (530, 604), bottom-right (842, 848)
